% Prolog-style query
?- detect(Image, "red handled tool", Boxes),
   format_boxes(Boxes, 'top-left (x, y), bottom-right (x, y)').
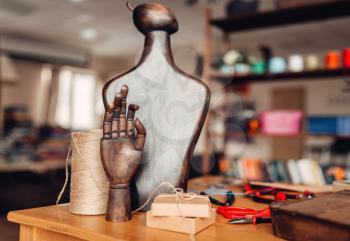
top-left (244, 184), bottom-right (315, 204)
top-left (217, 206), bottom-right (271, 224)
top-left (198, 184), bottom-right (314, 206)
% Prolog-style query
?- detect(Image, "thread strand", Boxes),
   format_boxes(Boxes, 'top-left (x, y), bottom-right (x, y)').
top-left (56, 144), bottom-right (71, 205)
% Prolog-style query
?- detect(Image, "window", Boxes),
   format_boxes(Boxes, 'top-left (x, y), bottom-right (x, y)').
top-left (55, 66), bottom-right (102, 130)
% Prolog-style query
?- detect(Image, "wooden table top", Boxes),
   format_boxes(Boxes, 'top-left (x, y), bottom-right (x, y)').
top-left (8, 176), bottom-right (283, 241)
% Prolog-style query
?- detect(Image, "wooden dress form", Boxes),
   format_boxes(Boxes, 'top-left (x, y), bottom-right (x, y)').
top-left (102, 3), bottom-right (210, 209)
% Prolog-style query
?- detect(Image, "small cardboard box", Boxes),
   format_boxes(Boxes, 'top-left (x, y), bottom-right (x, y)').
top-left (151, 193), bottom-right (210, 218)
top-left (146, 208), bottom-right (216, 235)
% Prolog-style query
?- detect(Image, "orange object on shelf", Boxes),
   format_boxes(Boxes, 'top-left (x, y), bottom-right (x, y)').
top-left (219, 157), bottom-right (230, 173)
top-left (242, 159), bottom-right (263, 181)
top-left (325, 51), bottom-right (340, 69)
top-left (248, 119), bottom-right (259, 136)
top-left (327, 166), bottom-right (346, 181)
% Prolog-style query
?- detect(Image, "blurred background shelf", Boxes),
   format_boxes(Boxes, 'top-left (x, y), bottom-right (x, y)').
top-left (0, 159), bottom-right (66, 173)
top-left (225, 132), bottom-right (350, 139)
top-left (211, 69), bottom-right (350, 85)
top-left (257, 133), bottom-right (350, 139)
top-left (211, 1), bottom-right (350, 33)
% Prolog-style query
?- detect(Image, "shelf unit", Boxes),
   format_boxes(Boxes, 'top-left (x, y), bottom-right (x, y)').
top-left (212, 69), bottom-right (350, 86)
top-left (256, 133), bottom-right (350, 140)
top-left (210, 1), bottom-right (350, 33)
top-left (224, 131), bottom-right (350, 140)
top-left (201, 2), bottom-right (350, 173)
top-left (0, 159), bottom-right (66, 173)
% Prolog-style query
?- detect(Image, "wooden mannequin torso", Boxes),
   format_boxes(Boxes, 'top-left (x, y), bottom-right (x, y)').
top-left (102, 3), bottom-right (210, 209)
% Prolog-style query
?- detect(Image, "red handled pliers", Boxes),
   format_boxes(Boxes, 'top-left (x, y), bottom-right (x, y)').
top-left (244, 184), bottom-right (315, 204)
top-left (217, 206), bottom-right (271, 224)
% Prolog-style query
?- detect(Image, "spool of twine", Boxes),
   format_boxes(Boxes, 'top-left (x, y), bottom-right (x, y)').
top-left (69, 129), bottom-right (109, 215)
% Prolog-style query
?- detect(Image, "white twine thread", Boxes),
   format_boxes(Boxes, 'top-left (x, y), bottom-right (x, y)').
top-left (55, 144), bottom-right (71, 205)
top-left (132, 182), bottom-right (211, 215)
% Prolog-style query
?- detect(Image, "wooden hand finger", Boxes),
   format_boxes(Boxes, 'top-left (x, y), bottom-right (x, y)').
top-left (120, 85), bottom-right (128, 115)
top-left (134, 118), bottom-right (146, 151)
top-left (103, 102), bottom-right (114, 139)
top-left (121, 85), bottom-right (129, 99)
top-left (112, 107), bottom-right (120, 138)
top-left (119, 85), bottom-right (129, 137)
top-left (127, 104), bottom-right (139, 137)
top-left (114, 92), bottom-right (123, 108)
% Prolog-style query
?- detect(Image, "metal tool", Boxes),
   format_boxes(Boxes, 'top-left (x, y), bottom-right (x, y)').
top-left (229, 217), bottom-right (272, 224)
top-left (200, 190), bottom-right (235, 206)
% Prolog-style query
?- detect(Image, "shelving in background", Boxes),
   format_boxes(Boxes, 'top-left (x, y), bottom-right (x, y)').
top-left (203, 1), bottom-right (350, 177)
top-left (211, 1), bottom-right (350, 33)
top-left (211, 69), bottom-right (350, 86)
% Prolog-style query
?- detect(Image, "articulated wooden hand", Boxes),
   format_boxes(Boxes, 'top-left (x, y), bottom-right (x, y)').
top-left (101, 85), bottom-right (146, 222)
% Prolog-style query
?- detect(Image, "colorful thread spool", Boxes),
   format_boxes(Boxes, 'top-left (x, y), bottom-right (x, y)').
top-left (305, 54), bottom-right (320, 71)
top-left (251, 60), bottom-right (265, 74)
top-left (288, 55), bottom-right (304, 72)
top-left (269, 57), bottom-right (286, 74)
top-left (325, 51), bottom-right (340, 69)
top-left (342, 48), bottom-right (350, 68)
top-left (235, 63), bottom-right (250, 75)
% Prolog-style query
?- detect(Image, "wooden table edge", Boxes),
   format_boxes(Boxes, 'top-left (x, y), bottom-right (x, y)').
top-left (7, 206), bottom-right (123, 241)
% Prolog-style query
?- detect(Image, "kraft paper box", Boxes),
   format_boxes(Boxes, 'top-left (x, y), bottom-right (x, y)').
top-left (150, 193), bottom-right (211, 218)
top-left (146, 209), bottom-right (216, 235)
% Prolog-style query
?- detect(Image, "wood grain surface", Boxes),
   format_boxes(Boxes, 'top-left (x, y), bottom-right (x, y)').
top-left (270, 191), bottom-right (350, 241)
top-left (8, 176), bottom-right (283, 241)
